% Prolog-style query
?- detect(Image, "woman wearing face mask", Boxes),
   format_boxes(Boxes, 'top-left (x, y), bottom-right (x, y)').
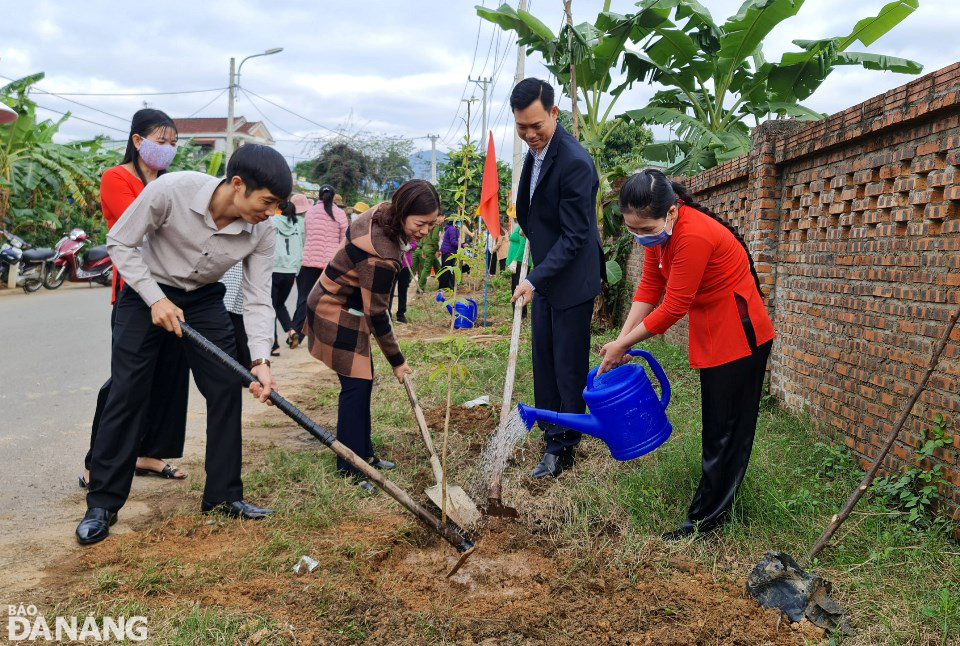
top-left (598, 168), bottom-right (774, 541)
top-left (304, 180), bottom-right (440, 493)
top-left (82, 108), bottom-right (190, 487)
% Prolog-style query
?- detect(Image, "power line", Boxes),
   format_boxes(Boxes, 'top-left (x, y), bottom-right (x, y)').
top-left (32, 103), bottom-right (128, 134)
top-left (240, 86), bottom-right (343, 136)
top-left (441, 1), bottom-right (487, 144)
top-left (186, 88), bottom-right (227, 118)
top-left (239, 88), bottom-right (306, 140)
top-left (14, 87), bottom-right (227, 97)
top-left (0, 73), bottom-right (130, 123)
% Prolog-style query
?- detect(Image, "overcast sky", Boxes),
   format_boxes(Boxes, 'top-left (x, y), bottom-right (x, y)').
top-left (2, 0), bottom-right (957, 167)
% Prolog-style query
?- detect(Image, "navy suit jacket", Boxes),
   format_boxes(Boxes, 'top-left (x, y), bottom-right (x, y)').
top-left (516, 124), bottom-right (603, 310)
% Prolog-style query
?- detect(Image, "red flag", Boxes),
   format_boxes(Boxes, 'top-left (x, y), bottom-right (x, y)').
top-left (478, 131), bottom-right (500, 238)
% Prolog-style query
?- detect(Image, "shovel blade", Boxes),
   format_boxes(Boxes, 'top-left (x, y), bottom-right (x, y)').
top-left (425, 484), bottom-right (482, 529)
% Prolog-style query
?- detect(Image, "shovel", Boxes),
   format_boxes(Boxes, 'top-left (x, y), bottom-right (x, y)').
top-left (177, 322), bottom-right (475, 564)
top-left (484, 242), bottom-right (530, 519)
top-left (403, 374), bottom-right (481, 529)
top-left (745, 302), bottom-right (960, 635)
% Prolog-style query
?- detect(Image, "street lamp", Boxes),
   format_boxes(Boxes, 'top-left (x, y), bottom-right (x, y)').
top-left (226, 48), bottom-right (283, 164)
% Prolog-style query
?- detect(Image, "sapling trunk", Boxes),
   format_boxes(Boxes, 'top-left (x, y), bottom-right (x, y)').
top-left (807, 303), bottom-right (960, 562)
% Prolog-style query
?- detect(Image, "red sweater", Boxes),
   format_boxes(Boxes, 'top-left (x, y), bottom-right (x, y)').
top-left (634, 205), bottom-right (774, 369)
top-left (100, 166), bottom-right (144, 303)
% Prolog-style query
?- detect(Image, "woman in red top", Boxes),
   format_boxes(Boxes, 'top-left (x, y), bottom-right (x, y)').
top-left (82, 109), bottom-right (191, 487)
top-left (598, 169), bottom-right (774, 540)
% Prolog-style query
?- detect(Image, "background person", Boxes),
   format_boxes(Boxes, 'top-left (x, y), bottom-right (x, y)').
top-left (506, 220), bottom-right (529, 319)
top-left (271, 194), bottom-right (307, 352)
top-left (598, 168), bottom-right (774, 541)
top-left (84, 108), bottom-right (190, 488)
top-left (292, 185), bottom-right (348, 343)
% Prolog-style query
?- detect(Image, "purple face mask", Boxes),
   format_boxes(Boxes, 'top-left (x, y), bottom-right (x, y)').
top-left (137, 137), bottom-right (177, 171)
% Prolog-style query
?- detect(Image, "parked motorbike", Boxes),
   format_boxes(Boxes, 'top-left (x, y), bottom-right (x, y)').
top-left (43, 227), bottom-right (112, 289)
top-left (0, 229), bottom-right (55, 293)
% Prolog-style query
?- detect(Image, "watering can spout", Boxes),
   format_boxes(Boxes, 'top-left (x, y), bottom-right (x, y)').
top-left (516, 403), bottom-right (604, 439)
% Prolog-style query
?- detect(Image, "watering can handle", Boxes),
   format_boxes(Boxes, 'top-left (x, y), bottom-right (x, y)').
top-left (586, 349), bottom-right (671, 409)
top-left (627, 349), bottom-right (670, 409)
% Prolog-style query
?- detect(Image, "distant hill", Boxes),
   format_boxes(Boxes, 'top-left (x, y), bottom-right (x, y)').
top-left (409, 149), bottom-right (449, 181)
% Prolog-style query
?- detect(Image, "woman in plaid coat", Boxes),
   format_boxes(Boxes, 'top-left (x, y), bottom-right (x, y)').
top-left (304, 180), bottom-right (442, 492)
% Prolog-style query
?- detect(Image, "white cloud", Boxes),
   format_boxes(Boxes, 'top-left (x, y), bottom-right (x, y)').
top-left (1, 0), bottom-right (955, 166)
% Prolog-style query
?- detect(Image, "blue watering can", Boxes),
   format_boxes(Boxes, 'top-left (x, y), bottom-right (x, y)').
top-left (517, 349), bottom-right (671, 461)
top-left (436, 292), bottom-right (478, 329)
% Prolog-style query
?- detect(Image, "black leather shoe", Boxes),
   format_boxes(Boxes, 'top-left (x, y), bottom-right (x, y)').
top-left (530, 452), bottom-right (574, 479)
top-left (356, 479), bottom-right (376, 494)
top-left (76, 508), bottom-right (117, 545)
top-left (201, 500), bottom-right (273, 520)
top-left (660, 521), bottom-right (698, 542)
top-left (395, 313), bottom-right (408, 324)
top-left (368, 456), bottom-right (396, 470)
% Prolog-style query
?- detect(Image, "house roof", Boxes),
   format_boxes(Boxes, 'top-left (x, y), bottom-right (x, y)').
top-left (173, 117), bottom-right (269, 137)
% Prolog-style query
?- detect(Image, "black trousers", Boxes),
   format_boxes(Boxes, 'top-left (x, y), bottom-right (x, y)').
top-left (687, 322), bottom-right (772, 530)
top-left (531, 295), bottom-right (595, 455)
top-left (389, 267), bottom-right (411, 317)
top-left (271, 271), bottom-right (296, 347)
top-left (439, 253), bottom-right (456, 290)
top-left (87, 283), bottom-right (244, 512)
top-left (487, 252), bottom-right (505, 275)
top-left (84, 300), bottom-right (189, 470)
top-left (292, 265), bottom-right (324, 339)
top-left (229, 312), bottom-right (251, 370)
top-left (336, 367), bottom-right (374, 475)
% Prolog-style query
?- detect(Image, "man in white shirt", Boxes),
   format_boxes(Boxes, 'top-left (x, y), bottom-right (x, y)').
top-left (77, 144), bottom-right (291, 545)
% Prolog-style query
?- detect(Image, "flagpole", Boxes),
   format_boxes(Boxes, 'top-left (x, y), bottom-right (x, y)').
top-left (483, 217), bottom-right (489, 327)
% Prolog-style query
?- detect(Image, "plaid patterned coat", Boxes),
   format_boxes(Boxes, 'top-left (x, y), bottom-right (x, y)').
top-left (304, 205), bottom-right (404, 379)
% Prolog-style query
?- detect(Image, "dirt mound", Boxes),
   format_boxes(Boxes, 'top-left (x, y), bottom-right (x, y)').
top-left (63, 510), bottom-right (822, 645)
top-left (424, 404), bottom-right (496, 436)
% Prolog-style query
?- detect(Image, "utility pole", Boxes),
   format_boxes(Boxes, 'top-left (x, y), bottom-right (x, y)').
top-left (469, 76), bottom-right (492, 140)
top-left (225, 48), bottom-right (283, 167)
top-left (226, 57), bottom-right (236, 164)
top-left (426, 134), bottom-right (441, 184)
top-left (461, 97), bottom-right (477, 146)
top-left (510, 0), bottom-right (529, 207)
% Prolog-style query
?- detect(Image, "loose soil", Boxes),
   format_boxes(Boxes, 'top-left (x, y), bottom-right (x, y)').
top-left (7, 309), bottom-right (825, 644)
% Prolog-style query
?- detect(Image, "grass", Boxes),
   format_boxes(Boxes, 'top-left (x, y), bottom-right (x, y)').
top-left (387, 275), bottom-right (960, 644)
top-left (54, 272), bottom-right (958, 645)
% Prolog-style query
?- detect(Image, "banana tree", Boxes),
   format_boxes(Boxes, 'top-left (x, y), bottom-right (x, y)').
top-left (619, 0), bottom-right (923, 174)
top-left (477, 3), bottom-right (640, 232)
top-left (1, 74), bottom-right (112, 241)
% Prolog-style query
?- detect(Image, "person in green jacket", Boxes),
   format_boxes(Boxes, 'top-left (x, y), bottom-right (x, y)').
top-left (414, 211), bottom-right (444, 292)
top-left (506, 220), bottom-right (530, 318)
top-left (272, 195), bottom-right (307, 352)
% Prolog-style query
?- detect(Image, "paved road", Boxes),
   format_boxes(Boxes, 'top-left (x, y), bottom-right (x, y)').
top-left (0, 282), bottom-right (302, 523)
top-left (0, 285), bottom-right (116, 520)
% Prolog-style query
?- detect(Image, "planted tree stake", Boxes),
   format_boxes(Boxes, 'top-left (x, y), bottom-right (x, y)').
top-left (807, 303), bottom-right (960, 562)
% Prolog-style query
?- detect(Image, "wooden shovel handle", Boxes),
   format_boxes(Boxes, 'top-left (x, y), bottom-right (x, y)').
top-left (500, 242), bottom-right (531, 421)
top-left (404, 374), bottom-right (445, 483)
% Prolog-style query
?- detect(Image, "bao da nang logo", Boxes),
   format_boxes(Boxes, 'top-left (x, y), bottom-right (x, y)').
top-left (8, 605), bottom-right (148, 642)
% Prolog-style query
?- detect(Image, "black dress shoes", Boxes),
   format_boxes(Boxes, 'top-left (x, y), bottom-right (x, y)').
top-left (368, 456), bottom-right (396, 470)
top-left (530, 452), bottom-right (575, 479)
top-left (201, 500), bottom-right (273, 520)
top-left (76, 508), bottom-right (117, 545)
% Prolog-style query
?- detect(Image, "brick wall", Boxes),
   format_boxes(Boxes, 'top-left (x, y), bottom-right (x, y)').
top-left (623, 62), bottom-right (960, 520)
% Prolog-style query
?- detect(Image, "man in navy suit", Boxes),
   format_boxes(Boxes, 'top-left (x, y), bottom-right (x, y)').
top-left (510, 78), bottom-right (603, 478)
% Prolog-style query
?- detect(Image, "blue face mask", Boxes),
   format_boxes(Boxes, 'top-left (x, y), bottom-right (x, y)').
top-left (632, 220), bottom-right (671, 248)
